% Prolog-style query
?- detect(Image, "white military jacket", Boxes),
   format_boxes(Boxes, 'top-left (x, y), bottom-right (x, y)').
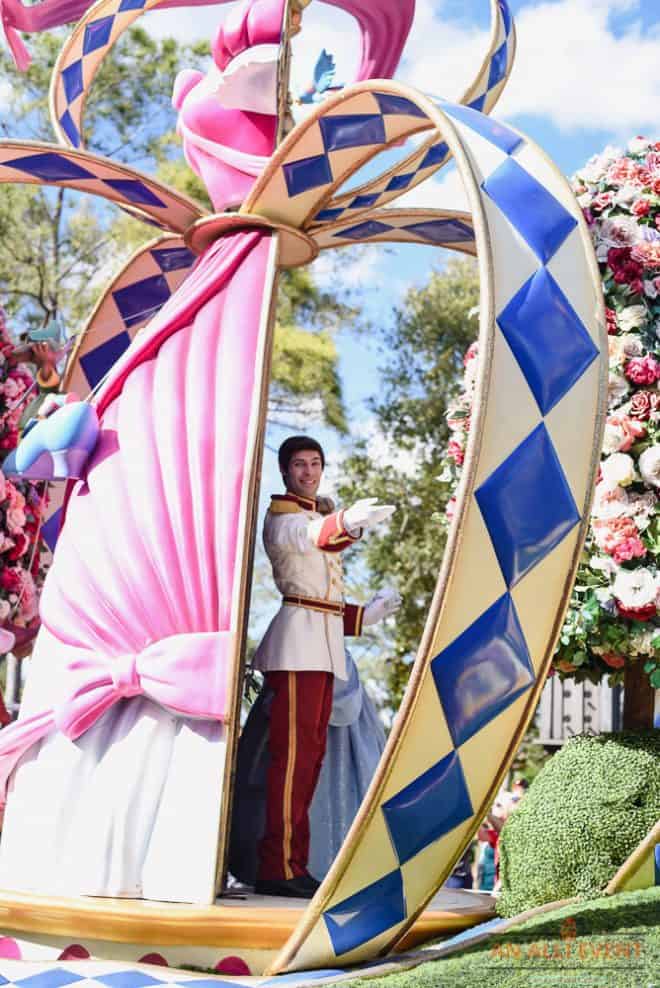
top-left (251, 493), bottom-right (364, 681)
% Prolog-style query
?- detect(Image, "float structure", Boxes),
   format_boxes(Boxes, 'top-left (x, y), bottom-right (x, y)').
top-left (0, 0), bottom-right (607, 977)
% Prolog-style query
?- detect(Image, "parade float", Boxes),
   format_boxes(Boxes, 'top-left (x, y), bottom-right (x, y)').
top-left (0, 0), bottom-right (609, 980)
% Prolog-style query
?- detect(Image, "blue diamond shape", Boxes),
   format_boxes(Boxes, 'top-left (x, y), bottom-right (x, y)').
top-left (283, 153), bottom-right (332, 196)
top-left (335, 220), bottom-right (393, 240)
top-left (475, 423), bottom-right (580, 588)
top-left (404, 219), bottom-right (474, 244)
top-left (386, 172), bottom-right (414, 191)
top-left (382, 751), bottom-right (473, 864)
top-left (80, 331), bottom-right (131, 388)
top-left (499, 0), bottom-right (513, 37)
top-left (16, 972), bottom-right (84, 988)
top-left (324, 869), bottom-right (406, 956)
top-left (487, 41), bottom-right (509, 90)
top-left (95, 975), bottom-right (165, 988)
top-left (315, 207), bottom-right (345, 222)
top-left (482, 157), bottom-right (577, 263)
top-left (102, 179), bottom-right (165, 207)
top-left (7, 152), bottom-right (94, 181)
top-left (431, 593), bottom-right (534, 748)
top-left (319, 114), bottom-right (386, 152)
top-left (119, 0), bottom-right (147, 8)
top-left (83, 15), bottom-right (114, 54)
top-left (151, 246), bottom-right (195, 272)
top-left (468, 94), bottom-right (487, 112)
top-left (349, 193), bottom-right (380, 209)
top-left (497, 267), bottom-right (599, 415)
top-left (418, 141), bottom-right (449, 170)
top-left (113, 273), bottom-right (171, 328)
top-left (59, 110), bottom-right (81, 148)
top-left (41, 506), bottom-right (62, 552)
top-left (443, 103), bottom-right (521, 154)
top-left (62, 59), bottom-right (84, 104)
top-left (373, 92), bottom-right (428, 119)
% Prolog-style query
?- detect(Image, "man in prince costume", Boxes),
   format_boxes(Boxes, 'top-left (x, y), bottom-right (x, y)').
top-left (248, 436), bottom-right (400, 898)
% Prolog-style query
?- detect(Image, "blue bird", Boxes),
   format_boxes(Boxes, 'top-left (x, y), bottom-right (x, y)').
top-left (298, 49), bottom-right (343, 104)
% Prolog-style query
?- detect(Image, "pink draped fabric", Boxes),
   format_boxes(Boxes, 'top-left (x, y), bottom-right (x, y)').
top-left (0, 229), bottom-right (274, 807)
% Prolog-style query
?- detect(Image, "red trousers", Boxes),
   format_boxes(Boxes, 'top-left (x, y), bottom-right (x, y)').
top-left (257, 670), bottom-right (333, 881)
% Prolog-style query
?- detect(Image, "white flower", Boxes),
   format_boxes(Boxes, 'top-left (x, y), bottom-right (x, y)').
top-left (638, 445), bottom-right (660, 488)
top-left (602, 420), bottom-right (627, 454)
top-left (608, 372), bottom-right (630, 406)
top-left (590, 554), bottom-right (618, 578)
top-left (621, 334), bottom-right (644, 357)
top-left (628, 491), bottom-right (658, 530)
top-left (644, 279), bottom-right (659, 299)
top-left (577, 191), bottom-right (592, 208)
top-left (613, 184), bottom-right (639, 205)
top-left (613, 567), bottom-right (657, 608)
top-left (601, 452), bottom-right (637, 488)
top-left (618, 305), bottom-right (647, 333)
top-left (591, 480), bottom-right (629, 519)
top-left (598, 216), bottom-right (639, 247)
top-left (628, 136), bottom-right (650, 155)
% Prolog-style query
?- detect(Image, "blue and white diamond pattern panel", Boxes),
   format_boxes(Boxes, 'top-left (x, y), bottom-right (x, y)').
top-left (308, 0), bottom-right (515, 228)
top-left (313, 209), bottom-right (475, 255)
top-left (52, 0), bottom-right (169, 151)
top-left (65, 237), bottom-right (195, 397)
top-left (266, 84), bottom-right (604, 975)
top-left (0, 143), bottom-right (204, 234)
top-left (245, 88), bottom-right (435, 229)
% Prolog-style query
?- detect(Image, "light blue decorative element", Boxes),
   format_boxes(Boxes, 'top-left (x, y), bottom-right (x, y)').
top-left (96, 974), bottom-right (165, 988)
top-left (431, 594), bottom-right (534, 748)
top-left (475, 423), bottom-right (580, 588)
top-left (323, 869), bottom-right (406, 956)
top-left (382, 751), bottom-right (473, 864)
top-left (482, 157), bottom-right (577, 263)
top-left (14, 973), bottom-right (84, 988)
top-left (497, 267), bottom-right (599, 415)
top-left (442, 103), bottom-right (522, 155)
top-left (3, 402), bottom-right (99, 482)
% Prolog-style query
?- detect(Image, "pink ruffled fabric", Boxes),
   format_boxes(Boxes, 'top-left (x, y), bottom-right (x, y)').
top-left (0, 229), bottom-right (274, 807)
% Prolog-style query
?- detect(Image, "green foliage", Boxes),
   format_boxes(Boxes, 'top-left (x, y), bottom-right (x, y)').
top-left (498, 732), bottom-right (660, 918)
top-left (341, 888), bottom-right (660, 988)
top-left (0, 30), bottom-right (205, 331)
top-left (339, 258), bottom-right (478, 706)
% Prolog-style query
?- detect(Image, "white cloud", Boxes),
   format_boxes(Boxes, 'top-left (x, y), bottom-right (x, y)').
top-left (398, 0), bottom-right (660, 137)
top-left (497, 0), bottom-right (660, 134)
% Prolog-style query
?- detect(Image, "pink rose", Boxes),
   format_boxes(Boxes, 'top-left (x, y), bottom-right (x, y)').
top-left (445, 497), bottom-right (457, 521)
top-left (607, 414), bottom-right (646, 451)
top-left (605, 308), bottom-right (618, 336)
top-left (624, 355), bottom-right (660, 385)
top-left (632, 198), bottom-right (651, 217)
top-left (591, 191), bottom-right (613, 213)
top-left (611, 536), bottom-right (647, 563)
top-left (6, 507), bottom-right (26, 534)
top-left (447, 440), bottom-right (465, 466)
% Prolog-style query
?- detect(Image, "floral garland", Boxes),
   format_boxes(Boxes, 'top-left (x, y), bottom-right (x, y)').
top-left (0, 309), bottom-right (49, 637)
top-left (439, 137), bottom-right (660, 688)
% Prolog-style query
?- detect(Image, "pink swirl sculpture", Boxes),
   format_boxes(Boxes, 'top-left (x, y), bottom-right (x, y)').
top-left (0, 0), bottom-right (284, 903)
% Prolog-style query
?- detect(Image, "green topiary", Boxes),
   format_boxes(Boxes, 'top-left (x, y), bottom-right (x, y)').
top-left (497, 731), bottom-right (660, 918)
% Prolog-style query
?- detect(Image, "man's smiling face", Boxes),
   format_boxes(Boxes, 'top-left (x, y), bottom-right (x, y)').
top-left (285, 448), bottom-right (323, 499)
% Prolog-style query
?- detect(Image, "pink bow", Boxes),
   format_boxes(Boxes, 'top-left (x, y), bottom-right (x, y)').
top-left (0, 631), bottom-right (230, 807)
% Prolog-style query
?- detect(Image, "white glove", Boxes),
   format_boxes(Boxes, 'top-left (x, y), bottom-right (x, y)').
top-left (363, 588), bottom-right (402, 626)
top-left (344, 497), bottom-right (396, 535)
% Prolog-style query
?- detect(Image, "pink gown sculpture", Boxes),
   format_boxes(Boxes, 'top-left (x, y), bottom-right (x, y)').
top-left (0, 0), bottom-right (286, 904)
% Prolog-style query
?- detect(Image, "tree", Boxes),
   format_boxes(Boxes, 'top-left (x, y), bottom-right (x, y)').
top-left (338, 258), bottom-right (478, 707)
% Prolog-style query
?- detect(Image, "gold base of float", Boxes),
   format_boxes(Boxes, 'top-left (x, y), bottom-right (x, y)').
top-left (0, 887), bottom-right (495, 973)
